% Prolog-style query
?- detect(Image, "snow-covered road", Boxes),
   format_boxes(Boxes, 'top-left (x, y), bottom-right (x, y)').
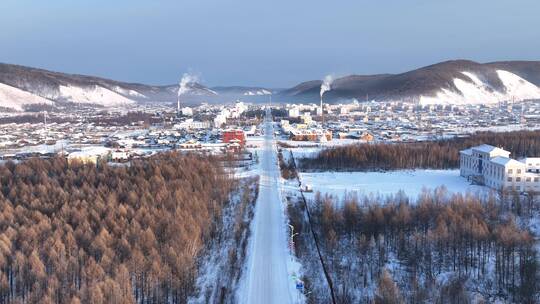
top-left (239, 112), bottom-right (295, 304)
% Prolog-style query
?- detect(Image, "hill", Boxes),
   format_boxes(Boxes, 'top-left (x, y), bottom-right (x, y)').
top-left (279, 60), bottom-right (540, 104)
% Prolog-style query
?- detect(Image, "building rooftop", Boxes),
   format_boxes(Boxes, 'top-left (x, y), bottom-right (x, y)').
top-left (519, 157), bottom-right (540, 163)
top-left (490, 156), bottom-right (524, 167)
top-left (472, 144), bottom-right (507, 154)
top-left (460, 148), bottom-right (473, 155)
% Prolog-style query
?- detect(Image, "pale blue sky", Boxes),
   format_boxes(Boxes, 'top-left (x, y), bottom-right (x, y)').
top-left (1, 0), bottom-right (539, 87)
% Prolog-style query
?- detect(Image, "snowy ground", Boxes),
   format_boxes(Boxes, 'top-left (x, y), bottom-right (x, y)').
top-left (238, 115), bottom-right (304, 304)
top-left (189, 177), bottom-right (258, 304)
top-left (299, 169), bottom-right (491, 202)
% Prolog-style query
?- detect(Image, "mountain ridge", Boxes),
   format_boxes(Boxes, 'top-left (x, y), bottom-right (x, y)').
top-left (279, 60), bottom-right (540, 104)
top-left (1, 60), bottom-right (540, 110)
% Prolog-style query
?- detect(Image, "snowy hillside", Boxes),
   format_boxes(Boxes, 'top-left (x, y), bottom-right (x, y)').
top-left (0, 83), bottom-right (136, 110)
top-left (243, 89), bottom-right (272, 96)
top-left (57, 85), bottom-right (135, 106)
top-left (0, 83), bottom-right (53, 111)
top-left (2, 60), bottom-right (540, 109)
top-left (211, 86), bottom-right (274, 97)
top-left (420, 70), bottom-right (540, 105)
top-left (112, 86), bottom-right (146, 99)
top-left (168, 83), bottom-right (218, 96)
top-left (281, 60), bottom-right (540, 104)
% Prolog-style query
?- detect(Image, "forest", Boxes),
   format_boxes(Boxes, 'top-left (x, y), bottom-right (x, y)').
top-left (300, 130), bottom-right (540, 171)
top-left (0, 152), bottom-right (239, 303)
top-left (288, 190), bottom-right (539, 303)
top-left (277, 150), bottom-right (297, 180)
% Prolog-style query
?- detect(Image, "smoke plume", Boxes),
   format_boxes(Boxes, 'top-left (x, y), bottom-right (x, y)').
top-left (320, 75), bottom-right (334, 98)
top-left (178, 73), bottom-right (198, 97)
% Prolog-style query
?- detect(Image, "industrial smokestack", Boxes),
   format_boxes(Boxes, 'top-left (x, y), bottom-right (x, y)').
top-left (320, 75), bottom-right (333, 125)
top-left (177, 73), bottom-right (198, 115)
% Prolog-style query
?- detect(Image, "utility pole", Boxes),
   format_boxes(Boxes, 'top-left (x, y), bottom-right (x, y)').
top-left (288, 224), bottom-right (299, 258)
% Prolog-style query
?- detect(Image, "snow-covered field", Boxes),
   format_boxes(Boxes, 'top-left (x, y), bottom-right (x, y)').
top-left (299, 169), bottom-right (490, 201)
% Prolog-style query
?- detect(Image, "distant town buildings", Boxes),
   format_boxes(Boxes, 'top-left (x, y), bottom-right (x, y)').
top-left (290, 129), bottom-right (332, 142)
top-left (214, 113), bottom-right (227, 128)
top-left (181, 107), bottom-right (193, 116)
top-left (175, 119), bottom-right (210, 130)
top-left (288, 107), bottom-right (300, 118)
top-left (460, 144), bottom-right (540, 192)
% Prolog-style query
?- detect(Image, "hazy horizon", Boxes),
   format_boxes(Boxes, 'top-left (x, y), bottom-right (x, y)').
top-left (1, 0), bottom-right (539, 87)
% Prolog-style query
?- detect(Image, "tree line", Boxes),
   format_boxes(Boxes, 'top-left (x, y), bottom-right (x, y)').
top-left (289, 190), bottom-right (539, 303)
top-left (278, 150), bottom-right (297, 180)
top-left (300, 130), bottom-right (540, 171)
top-left (0, 152), bottom-right (234, 303)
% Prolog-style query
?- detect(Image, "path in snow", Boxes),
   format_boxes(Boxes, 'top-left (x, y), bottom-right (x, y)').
top-left (239, 111), bottom-right (295, 304)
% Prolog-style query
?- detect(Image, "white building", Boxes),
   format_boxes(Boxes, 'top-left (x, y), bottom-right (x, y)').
top-left (229, 102), bottom-right (248, 118)
top-left (288, 107), bottom-right (300, 118)
top-left (301, 112), bottom-right (313, 125)
top-left (175, 119), bottom-right (210, 130)
top-left (111, 150), bottom-right (130, 162)
top-left (181, 107), bottom-right (193, 116)
top-left (214, 113), bottom-right (227, 128)
top-left (460, 144), bottom-right (540, 192)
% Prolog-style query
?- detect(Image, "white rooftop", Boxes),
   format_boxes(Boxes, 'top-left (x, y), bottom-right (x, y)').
top-left (490, 156), bottom-right (524, 167)
top-left (460, 148), bottom-right (473, 155)
top-left (520, 157), bottom-right (540, 163)
top-left (472, 144), bottom-right (508, 154)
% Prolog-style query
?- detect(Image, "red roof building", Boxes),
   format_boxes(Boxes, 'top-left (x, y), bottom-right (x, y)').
top-left (222, 129), bottom-right (246, 146)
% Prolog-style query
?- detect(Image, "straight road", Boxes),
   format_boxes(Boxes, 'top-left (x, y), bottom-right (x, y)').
top-left (240, 109), bottom-right (294, 304)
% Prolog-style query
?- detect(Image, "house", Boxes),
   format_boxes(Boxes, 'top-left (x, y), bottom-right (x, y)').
top-left (222, 129), bottom-right (246, 146)
top-left (460, 144), bottom-right (540, 192)
top-left (244, 125), bottom-right (257, 136)
top-left (338, 131), bottom-right (374, 142)
top-left (178, 140), bottom-right (202, 150)
top-left (225, 141), bottom-right (242, 153)
top-left (111, 150), bottom-right (130, 162)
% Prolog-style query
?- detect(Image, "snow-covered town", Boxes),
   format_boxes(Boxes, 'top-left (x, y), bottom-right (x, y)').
top-left (2, 1), bottom-right (540, 303)
top-left (2, 99), bottom-right (540, 165)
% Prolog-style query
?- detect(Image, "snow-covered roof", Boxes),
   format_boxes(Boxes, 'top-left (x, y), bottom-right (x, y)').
top-left (459, 148), bottom-right (473, 155)
top-left (472, 144), bottom-right (502, 154)
top-left (490, 156), bottom-right (524, 167)
top-left (519, 157), bottom-right (540, 164)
